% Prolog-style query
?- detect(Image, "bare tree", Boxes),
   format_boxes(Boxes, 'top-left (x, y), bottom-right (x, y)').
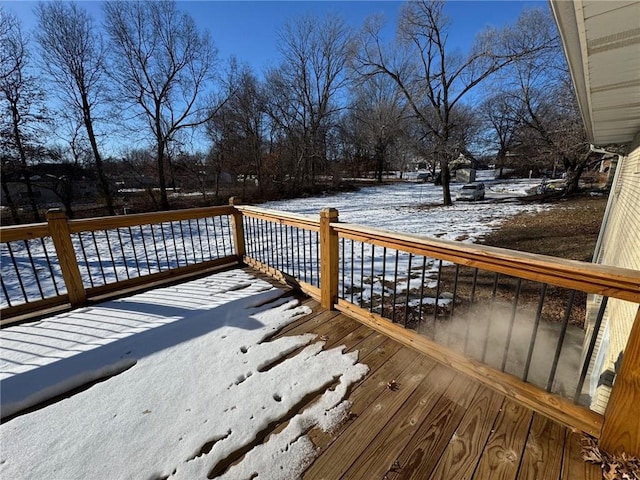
top-left (347, 74), bottom-right (408, 182)
top-left (207, 59), bottom-right (266, 195)
top-left (354, 1), bottom-right (556, 205)
top-left (478, 93), bottom-right (523, 178)
top-left (104, 0), bottom-right (217, 210)
top-left (500, 13), bottom-right (590, 193)
top-left (35, 1), bottom-right (115, 215)
top-left (0, 8), bottom-right (46, 222)
top-left (265, 14), bottom-right (353, 188)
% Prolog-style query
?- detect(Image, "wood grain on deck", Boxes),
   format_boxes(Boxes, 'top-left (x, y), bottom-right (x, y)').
top-left (262, 294), bottom-right (597, 480)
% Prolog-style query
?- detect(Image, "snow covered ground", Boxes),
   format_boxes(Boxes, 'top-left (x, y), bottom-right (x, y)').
top-left (1, 172), bottom-right (547, 310)
top-left (0, 270), bottom-right (368, 479)
top-left (263, 171), bottom-right (547, 242)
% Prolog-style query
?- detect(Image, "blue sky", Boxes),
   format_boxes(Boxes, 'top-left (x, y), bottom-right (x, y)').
top-left (7, 0), bottom-right (547, 75)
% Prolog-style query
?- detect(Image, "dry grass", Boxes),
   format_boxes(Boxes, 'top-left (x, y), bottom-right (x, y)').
top-left (480, 194), bottom-right (608, 262)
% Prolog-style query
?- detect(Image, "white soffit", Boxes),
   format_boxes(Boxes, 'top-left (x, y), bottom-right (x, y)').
top-left (551, 1), bottom-right (640, 147)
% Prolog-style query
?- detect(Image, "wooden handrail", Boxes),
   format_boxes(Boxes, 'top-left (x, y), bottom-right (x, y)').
top-left (235, 205), bottom-right (320, 231)
top-left (0, 223), bottom-right (50, 243)
top-left (333, 222), bottom-right (640, 303)
top-left (67, 205), bottom-right (235, 233)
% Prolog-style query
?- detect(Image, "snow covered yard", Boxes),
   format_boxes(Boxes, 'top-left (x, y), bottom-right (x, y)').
top-left (263, 171), bottom-right (549, 242)
top-left (0, 269), bottom-right (368, 479)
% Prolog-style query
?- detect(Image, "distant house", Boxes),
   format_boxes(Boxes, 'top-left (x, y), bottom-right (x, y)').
top-left (552, 1), bottom-right (640, 413)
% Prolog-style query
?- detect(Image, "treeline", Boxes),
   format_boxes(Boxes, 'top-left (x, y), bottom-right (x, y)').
top-left (1, 0), bottom-right (598, 223)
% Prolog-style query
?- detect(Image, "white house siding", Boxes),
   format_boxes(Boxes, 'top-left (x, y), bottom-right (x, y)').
top-left (586, 140), bottom-right (640, 414)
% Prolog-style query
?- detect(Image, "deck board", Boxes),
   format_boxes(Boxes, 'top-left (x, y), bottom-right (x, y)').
top-left (261, 290), bottom-right (598, 480)
top-left (390, 376), bottom-right (479, 479)
top-left (304, 354), bottom-right (438, 479)
top-left (517, 413), bottom-right (566, 480)
top-left (473, 398), bottom-right (533, 479)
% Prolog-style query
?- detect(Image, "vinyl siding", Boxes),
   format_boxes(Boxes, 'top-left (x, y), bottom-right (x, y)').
top-left (587, 142), bottom-right (640, 414)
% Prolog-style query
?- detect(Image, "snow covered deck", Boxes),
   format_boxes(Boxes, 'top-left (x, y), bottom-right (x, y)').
top-left (0, 268), bottom-right (599, 479)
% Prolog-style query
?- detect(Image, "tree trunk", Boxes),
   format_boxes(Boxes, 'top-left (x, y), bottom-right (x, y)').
top-left (1, 175), bottom-right (21, 224)
top-left (82, 97), bottom-right (114, 215)
top-left (10, 105), bottom-right (41, 222)
top-left (440, 160), bottom-right (453, 206)
top-left (156, 137), bottom-right (170, 210)
top-left (564, 161), bottom-right (586, 195)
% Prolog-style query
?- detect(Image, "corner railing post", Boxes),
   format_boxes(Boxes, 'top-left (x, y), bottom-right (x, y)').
top-left (600, 306), bottom-right (640, 457)
top-left (320, 207), bottom-right (339, 310)
top-left (229, 197), bottom-right (245, 260)
top-left (46, 209), bottom-right (86, 306)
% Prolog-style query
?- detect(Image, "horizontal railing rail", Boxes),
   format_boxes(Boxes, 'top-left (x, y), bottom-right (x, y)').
top-left (1, 205), bottom-right (241, 323)
top-left (333, 223), bottom-right (640, 302)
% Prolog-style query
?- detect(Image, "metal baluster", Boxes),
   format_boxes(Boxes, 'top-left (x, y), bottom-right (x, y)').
top-left (116, 228), bottom-right (131, 280)
top-left (91, 231), bottom-right (107, 283)
top-left (547, 290), bottom-right (577, 392)
top-left (218, 216), bottom-right (228, 255)
top-left (350, 239), bottom-right (355, 304)
top-left (203, 217), bottom-right (214, 259)
top-left (370, 244), bottom-right (375, 313)
top-left (169, 222), bottom-right (180, 267)
top-left (211, 217), bottom-right (221, 258)
top-left (138, 225), bottom-right (151, 274)
top-left (41, 237), bottom-right (61, 295)
top-left (433, 259), bottom-right (443, 322)
top-left (523, 284), bottom-right (548, 382)
top-left (315, 231), bottom-right (320, 287)
top-left (1, 275), bottom-right (12, 307)
top-left (341, 237), bottom-right (345, 299)
top-left (151, 224), bottom-right (165, 271)
top-left (360, 242), bottom-right (365, 308)
top-left (195, 219), bottom-right (205, 262)
top-left (105, 230), bottom-right (119, 282)
top-left (418, 256), bottom-right (427, 330)
top-left (7, 242), bottom-right (28, 302)
top-left (547, 290), bottom-right (576, 392)
top-left (464, 267), bottom-right (480, 355)
top-left (481, 272), bottom-right (500, 362)
top-left (574, 297), bottom-right (609, 403)
top-left (128, 227), bottom-right (141, 276)
top-left (392, 250), bottom-right (399, 323)
top-left (404, 253), bottom-right (413, 327)
top-left (450, 264), bottom-right (460, 321)
top-left (501, 278), bottom-right (522, 371)
top-left (187, 219), bottom-right (197, 263)
top-left (23, 240), bottom-right (44, 299)
top-left (381, 247), bottom-right (387, 317)
top-left (78, 233), bottom-right (95, 288)
top-left (177, 220), bottom-right (188, 265)
top-left (284, 225), bottom-right (293, 275)
top-left (296, 228), bottom-right (301, 280)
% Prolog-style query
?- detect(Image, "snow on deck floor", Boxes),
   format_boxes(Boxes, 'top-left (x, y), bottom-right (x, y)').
top-left (0, 270), bottom-right (368, 479)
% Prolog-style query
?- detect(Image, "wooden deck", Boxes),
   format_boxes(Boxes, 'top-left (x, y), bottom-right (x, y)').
top-left (273, 295), bottom-right (601, 480)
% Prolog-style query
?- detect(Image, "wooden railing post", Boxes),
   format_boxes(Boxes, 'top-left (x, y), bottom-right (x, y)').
top-left (320, 208), bottom-right (339, 310)
top-left (229, 197), bottom-right (245, 259)
top-left (600, 306), bottom-right (640, 456)
top-left (46, 209), bottom-right (86, 306)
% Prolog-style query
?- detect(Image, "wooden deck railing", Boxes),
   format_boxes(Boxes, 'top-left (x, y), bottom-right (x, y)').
top-left (1, 201), bottom-right (639, 456)
top-left (1, 206), bottom-right (239, 320)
